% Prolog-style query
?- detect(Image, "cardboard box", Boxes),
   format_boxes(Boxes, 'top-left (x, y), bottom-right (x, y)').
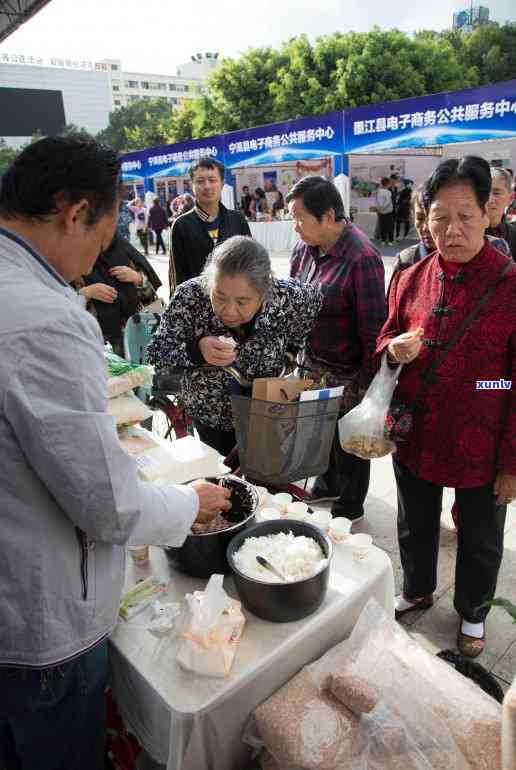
top-left (251, 377), bottom-right (314, 403)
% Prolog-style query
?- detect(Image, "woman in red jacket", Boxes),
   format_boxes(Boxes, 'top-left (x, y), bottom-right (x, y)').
top-left (377, 156), bottom-right (516, 658)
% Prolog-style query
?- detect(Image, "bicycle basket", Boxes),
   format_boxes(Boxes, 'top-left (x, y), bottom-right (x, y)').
top-left (231, 394), bottom-right (341, 484)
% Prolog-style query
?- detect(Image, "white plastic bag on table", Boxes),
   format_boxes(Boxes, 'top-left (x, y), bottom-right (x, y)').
top-left (338, 355), bottom-right (401, 460)
top-left (176, 574), bottom-right (246, 679)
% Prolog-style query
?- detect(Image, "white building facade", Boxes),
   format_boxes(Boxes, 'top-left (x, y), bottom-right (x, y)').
top-left (107, 55), bottom-right (217, 110)
top-left (0, 53), bottom-right (218, 146)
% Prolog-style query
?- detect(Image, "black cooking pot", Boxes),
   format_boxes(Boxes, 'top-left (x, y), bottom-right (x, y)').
top-left (165, 476), bottom-right (258, 578)
top-left (227, 519), bottom-right (332, 622)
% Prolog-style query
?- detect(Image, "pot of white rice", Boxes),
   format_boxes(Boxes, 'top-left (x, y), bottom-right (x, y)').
top-left (227, 519), bottom-right (332, 622)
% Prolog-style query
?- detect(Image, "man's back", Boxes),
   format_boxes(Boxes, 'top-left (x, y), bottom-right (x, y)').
top-left (0, 231), bottom-right (126, 667)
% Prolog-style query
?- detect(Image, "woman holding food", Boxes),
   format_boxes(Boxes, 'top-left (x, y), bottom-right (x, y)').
top-left (147, 235), bottom-right (322, 456)
top-left (376, 156), bottom-right (516, 658)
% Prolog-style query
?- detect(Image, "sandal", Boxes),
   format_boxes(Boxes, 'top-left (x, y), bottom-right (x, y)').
top-left (457, 623), bottom-right (486, 658)
top-left (394, 594), bottom-right (433, 620)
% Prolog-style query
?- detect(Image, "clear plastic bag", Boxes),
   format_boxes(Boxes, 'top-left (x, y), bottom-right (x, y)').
top-left (176, 574), bottom-right (246, 679)
top-left (338, 355), bottom-right (401, 459)
top-left (250, 599), bottom-right (502, 770)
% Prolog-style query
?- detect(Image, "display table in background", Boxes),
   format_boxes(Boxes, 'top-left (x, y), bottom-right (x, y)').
top-left (249, 220), bottom-right (297, 252)
top-left (109, 545), bottom-right (394, 770)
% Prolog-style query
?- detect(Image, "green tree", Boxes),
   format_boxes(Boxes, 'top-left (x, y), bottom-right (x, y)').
top-left (184, 29), bottom-right (480, 136)
top-left (0, 139), bottom-right (19, 177)
top-left (192, 46), bottom-right (288, 136)
top-left (165, 100), bottom-right (200, 142)
top-left (463, 23), bottom-right (516, 85)
top-left (97, 99), bottom-right (175, 152)
top-left (270, 33), bottom-right (351, 118)
top-left (60, 123), bottom-right (92, 137)
top-left (95, 24), bottom-right (516, 149)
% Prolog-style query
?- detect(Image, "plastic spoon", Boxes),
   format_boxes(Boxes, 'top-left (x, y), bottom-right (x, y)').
top-left (256, 555), bottom-right (286, 582)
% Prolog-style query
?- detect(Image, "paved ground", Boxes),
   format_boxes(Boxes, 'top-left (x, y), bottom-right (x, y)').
top-left (144, 238), bottom-right (516, 692)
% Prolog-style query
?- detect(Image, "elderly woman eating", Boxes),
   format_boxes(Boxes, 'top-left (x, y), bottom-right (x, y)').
top-left (147, 235), bottom-right (322, 456)
top-left (377, 156), bottom-right (516, 658)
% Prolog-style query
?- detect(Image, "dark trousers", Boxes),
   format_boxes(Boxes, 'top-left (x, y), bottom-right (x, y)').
top-left (378, 212), bottom-right (394, 242)
top-left (153, 229), bottom-right (166, 254)
top-left (393, 458), bottom-right (506, 622)
top-left (315, 429), bottom-right (371, 517)
top-left (136, 229), bottom-right (148, 254)
top-left (0, 641), bottom-right (108, 770)
top-left (395, 215), bottom-right (410, 239)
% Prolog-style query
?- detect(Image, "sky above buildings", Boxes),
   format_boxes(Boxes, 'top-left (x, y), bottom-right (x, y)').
top-left (0, 0), bottom-right (515, 74)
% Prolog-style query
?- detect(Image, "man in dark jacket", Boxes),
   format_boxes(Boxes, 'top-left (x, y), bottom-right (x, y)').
top-left (486, 166), bottom-right (516, 260)
top-left (169, 159), bottom-right (251, 293)
top-left (240, 185), bottom-right (252, 218)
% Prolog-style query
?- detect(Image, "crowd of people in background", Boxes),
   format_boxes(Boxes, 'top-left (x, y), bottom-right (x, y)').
top-left (240, 185), bottom-right (287, 221)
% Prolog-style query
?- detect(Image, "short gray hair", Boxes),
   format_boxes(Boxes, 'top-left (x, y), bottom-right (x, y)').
top-left (491, 166), bottom-right (512, 191)
top-left (201, 235), bottom-right (273, 296)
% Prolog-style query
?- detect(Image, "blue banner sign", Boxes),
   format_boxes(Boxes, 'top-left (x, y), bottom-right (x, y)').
top-left (223, 111), bottom-right (343, 169)
top-left (344, 79), bottom-right (516, 154)
top-left (120, 135), bottom-right (225, 183)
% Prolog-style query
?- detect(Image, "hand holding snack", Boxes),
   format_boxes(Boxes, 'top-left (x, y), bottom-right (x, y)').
top-left (199, 336), bottom-right (237, 367)
top-left (388, 327), bottom-right (424, 364)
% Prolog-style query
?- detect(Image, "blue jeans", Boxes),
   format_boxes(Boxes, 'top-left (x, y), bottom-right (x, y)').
top-left (0, 641), bottom-right (108, 770)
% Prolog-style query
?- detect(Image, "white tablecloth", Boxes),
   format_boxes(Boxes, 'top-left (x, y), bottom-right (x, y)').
top-left (249, 220), bottom-right (297, 252)
top-left (110, 545), bottom-right (394, 770)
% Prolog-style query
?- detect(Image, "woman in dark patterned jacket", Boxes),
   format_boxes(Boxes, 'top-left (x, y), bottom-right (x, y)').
top-left (147, 235), bottom-right (323, 455)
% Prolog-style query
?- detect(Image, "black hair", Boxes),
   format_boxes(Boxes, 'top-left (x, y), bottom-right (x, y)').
top-left (255, 187), bottom-right (266, 199)
top-left (389, 173), bottom-right (399, 180)
top-left (412, 185), bottom-right (425, 213)
top-left (381, 177), bottom-right (390, 187)
top-left (285, 175), bottom-right (345, 222)
top-left (423, 156), bottom-right (492, 211)
top-left (189, 157), bottom-right (225, 181)
top-left (0, 135), bottom-right (120, 224)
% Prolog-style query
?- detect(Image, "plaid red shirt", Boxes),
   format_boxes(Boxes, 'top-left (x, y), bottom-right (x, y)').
top-left (290, 222), bottom-right (386, 390)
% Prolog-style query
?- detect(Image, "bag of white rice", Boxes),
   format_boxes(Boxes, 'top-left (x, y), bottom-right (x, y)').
top-left (108, 392), bottom-right (153, 427)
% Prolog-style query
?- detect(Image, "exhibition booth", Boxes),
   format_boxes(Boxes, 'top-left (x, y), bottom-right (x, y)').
top-left (121, 77), bottom-right (516, 247)
top-left (342, 78), bottom-right (516, 236)
top-left (120, 112), bottom-right (347, 252)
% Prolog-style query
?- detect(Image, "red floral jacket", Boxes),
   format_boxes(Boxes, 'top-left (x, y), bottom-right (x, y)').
top-left (376, 240), bottom-right (516, 488)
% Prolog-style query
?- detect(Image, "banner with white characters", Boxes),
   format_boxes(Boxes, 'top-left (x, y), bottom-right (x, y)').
top-left (345, 79), bottom-right (516, 153)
